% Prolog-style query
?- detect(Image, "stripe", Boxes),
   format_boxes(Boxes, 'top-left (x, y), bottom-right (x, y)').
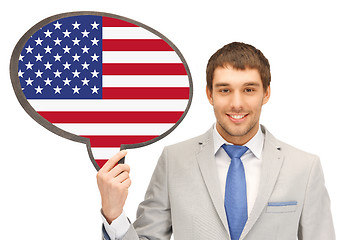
top-left (54, 123), bottom-right (175, 135)
top-left (37, 111), bottom-right (184, 123)
top-left (102, 17), bottom-right (138, 27)
top-left (96, 159), bottom-right (109, 168)
top-left (102, 63), bottom-right (187, 75)
top-left (103, 76), bottom-right (189, 87)
top-left (102, 27), bottom-right (160, 39)
top-left (83, 135), bottom-right (158, 147)
top-left (28, 99), bottom-right (189, 111)
top-left (92, 147), bottom-right (121, 159)
top-left (102, 39), bottom-right (173, 51)
top-left (102, 51), bottom-right (181, 63)
top-left (102, 87), bottom-right (189, 99)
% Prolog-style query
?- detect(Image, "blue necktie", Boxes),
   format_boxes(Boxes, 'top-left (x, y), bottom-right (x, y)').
top-left (222, 144), bottom-right (249, 240)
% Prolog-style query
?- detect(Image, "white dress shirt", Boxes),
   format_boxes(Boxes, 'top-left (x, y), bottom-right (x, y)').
top-left (213, 124), bottom-right (264, 216)
top-left (102, 124), bottom-right (265, 239)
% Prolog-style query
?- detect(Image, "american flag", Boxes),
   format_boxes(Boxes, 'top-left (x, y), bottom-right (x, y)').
top-left (17, 14), bottom-right (191, 169)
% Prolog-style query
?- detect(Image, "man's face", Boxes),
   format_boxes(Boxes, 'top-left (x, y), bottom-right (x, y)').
top-left (206, 66), bottom-right (270, 145)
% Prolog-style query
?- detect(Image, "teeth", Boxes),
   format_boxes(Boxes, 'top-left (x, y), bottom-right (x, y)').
top-left (230, 115), bottom-right (245, 119)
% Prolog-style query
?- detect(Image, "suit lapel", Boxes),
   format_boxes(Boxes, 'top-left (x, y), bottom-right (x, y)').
top-left (240, 126), bottom-right (284, 239)
top-left (196, 128), bottom-right (230, 236)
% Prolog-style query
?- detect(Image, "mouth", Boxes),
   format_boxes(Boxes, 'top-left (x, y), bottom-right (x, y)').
top-left (226, 113), bottom-right (248, 123)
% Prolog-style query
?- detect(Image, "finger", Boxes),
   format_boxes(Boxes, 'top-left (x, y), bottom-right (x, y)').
top-left (114, 171), bottom-right (130, 183)
top-left (99, 150), bottom-right (127, 173)
top-left (109, 164), bottom-right (130, 178)
top-left (121, 178), bottom-right (132, 188)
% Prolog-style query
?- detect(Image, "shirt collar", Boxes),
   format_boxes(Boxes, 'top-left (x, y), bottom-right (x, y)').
top-left (213, 123), bottom-right (264, 159)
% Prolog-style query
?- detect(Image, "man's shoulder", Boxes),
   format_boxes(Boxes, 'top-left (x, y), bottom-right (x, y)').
top-left (164, 127), bottom-right (212, 153)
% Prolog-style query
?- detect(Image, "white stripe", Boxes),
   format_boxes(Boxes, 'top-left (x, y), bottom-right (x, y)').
top-left (54, 123), bottom-right (174, 135)
top-left (91, 147), bottom-right (120, 160)
top-left (102, 51), bottom-right (180, 63)
top-left (28, 99), bottom-right (189, 111)
top-left (103, 75), bottom-right (189, 87)
top-left (103, 27), bottom-right (160, 39)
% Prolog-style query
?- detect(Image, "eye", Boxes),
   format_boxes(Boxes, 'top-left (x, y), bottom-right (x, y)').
top-left (244, 88), bottom-right (254, 93)
top-left (220, 89), bottom-right (230, 93)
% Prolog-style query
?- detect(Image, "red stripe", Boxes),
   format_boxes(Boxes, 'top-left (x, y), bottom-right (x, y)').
top-left (37, 111), bottom-right (184, 123)
top-left (82, 135), bottom-right (158, 147)
top-left (102, 87), bottom-right (189, 99)
top-left (102, 17), bottom-right (138, 27)
top-left (102, 63), bottom-right (187, 75)
top-left (102, 39), bottom-right (173, 51)
top-left (96, 160), bottom-right (108, 168)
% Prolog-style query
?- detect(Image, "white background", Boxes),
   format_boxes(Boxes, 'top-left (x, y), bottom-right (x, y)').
top-left (1, 0), bottom-right (337, 239)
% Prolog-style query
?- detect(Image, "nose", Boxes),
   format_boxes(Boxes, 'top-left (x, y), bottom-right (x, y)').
top-left (230, 91), bottom-right (244, 112)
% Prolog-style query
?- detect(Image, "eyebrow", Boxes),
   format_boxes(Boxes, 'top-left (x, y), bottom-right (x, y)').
top-left (214, 82), bottom-right (261, 87)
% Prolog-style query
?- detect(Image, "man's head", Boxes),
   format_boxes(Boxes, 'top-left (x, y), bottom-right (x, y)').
top-left (206, 42), bottom-right (271, 92)
top-left (206, 42), bottom-right (271, 145)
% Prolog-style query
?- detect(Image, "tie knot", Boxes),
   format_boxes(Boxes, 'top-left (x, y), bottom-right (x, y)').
top-left (222, 144), bottom-right (248, 159)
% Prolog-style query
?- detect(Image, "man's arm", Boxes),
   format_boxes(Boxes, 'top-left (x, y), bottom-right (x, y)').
top-left (298, 157), bottom-right (335, 239)
top-left (98, 148), bottom-right (173, 240)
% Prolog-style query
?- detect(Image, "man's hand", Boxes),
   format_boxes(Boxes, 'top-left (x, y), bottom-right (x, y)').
top-left (96, 150), bottom-right (131, 224)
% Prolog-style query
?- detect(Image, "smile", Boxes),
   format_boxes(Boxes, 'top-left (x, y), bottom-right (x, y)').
top-left (227, 114), bottom-right (248, 122)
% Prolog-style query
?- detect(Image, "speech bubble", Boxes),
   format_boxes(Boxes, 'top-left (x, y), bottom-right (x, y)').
top-left (10, 11), bottom-right (192, 170)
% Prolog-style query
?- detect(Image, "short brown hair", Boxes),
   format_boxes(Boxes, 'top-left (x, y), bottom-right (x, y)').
top-left (206, 42), bottom-right (271, 91)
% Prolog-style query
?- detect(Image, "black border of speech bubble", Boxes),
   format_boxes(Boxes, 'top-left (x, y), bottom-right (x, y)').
top-left (10, 11), bottom-right (193, 171)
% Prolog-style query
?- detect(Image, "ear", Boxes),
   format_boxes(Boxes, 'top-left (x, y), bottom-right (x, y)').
top-left (262, 85), bottom-right (271, 105)
top-left (206, 86), bottom-right (213, 105)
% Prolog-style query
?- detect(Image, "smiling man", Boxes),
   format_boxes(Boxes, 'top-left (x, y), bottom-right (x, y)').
top-left (97, 42), bottom-right (335, 240)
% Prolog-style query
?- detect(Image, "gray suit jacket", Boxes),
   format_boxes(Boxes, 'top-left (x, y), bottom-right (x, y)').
top-left (104, 126), bottom-right (335, 240)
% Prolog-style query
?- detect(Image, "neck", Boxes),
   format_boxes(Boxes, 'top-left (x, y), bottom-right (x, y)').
top-left (216, 122), bottom-right (259, 146)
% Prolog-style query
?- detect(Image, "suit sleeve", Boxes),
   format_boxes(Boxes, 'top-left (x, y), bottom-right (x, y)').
top-left (298, 157), bottom-right (335, 240)
top-left (119, 147), bottom-right (172, 240)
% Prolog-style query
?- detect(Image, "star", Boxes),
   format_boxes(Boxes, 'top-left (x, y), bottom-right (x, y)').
top-left (81, 78), bottom-right (90, 85)
top-left (53, 21), bottom-right (62, 29)
top-left (81, 61), bottom-right (90, 69)
top-left (35, 53), bottom-right (43, 61)
top-left (63, 29), bottom-right (71, 38)
top-left (91, 38), bottom-right (99, 46)
top-left (91, 21), bottom-right (99, 29)
top-left (54, 37), bottom-right (62, 45)
top-left (63, 62), bottom-right (71, 70)
top-left (82, 45), bottom-right (90, 53)
top-left (35, 85), bottom-right (43, 94)
top-left (25, 78), bottom-right (34, 86)
top-left (72, 37), bottom-right (81, 46)
top-left (63, 45), bottom-right (71, 54)
top-left (19, 55), bottom-right (24, 61)
top-left (44, 62), bottom-right (52, 70)
top-left (25, 61), bottom-right (34, 70)
top-left (35, 69), bottom-right (43, 78)
top-left (25, 45), bottom-right (33, 54)
top-left (53, 85), bottom-right (62, 94)
top-left (72, 53), bottom-right (80, 61)
top-left (81, 29), bottom-right (90, 37)
top-left (35, 37), bottom-right (43, 46)
top-left (54, 53), bottom-right (62, 61)
top-left (91, 69), bottom-right (99, 78)
top-left (72, 85), bottom-right (80, 94)
top-left (18, 70), bottom-right (24, 78)
top-left (44, 29), bottom-right (52, 38)
top-left (63, 78), bottom-right (71, 86)
top-left (54, 69), bottom-right (62, 78)
top-left (72, 21), bottom-right (81, 29)
top-left (91, 53), bottom-right (99, 61)
top-left (91, 85), bottom-right (99, 94)
top-left (44, 78), bottom-right (52, 86)
top-left (44, 45), bottom-right (52, 53)
top-left (72, 69), bottom-right (81, 78)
